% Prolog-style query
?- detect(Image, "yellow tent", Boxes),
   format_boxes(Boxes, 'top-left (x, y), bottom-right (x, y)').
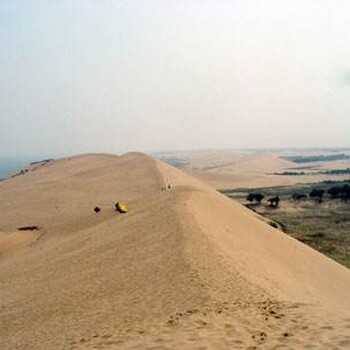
top-left (115, 202), bottom-right (128, 214)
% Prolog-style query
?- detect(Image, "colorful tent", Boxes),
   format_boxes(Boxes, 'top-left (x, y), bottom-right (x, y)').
top-left (115, 202), bottom-right (128, 214)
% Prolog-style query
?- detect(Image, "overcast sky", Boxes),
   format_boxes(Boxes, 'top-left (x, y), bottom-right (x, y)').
top-left (1, 0), bottom-right (350, 157)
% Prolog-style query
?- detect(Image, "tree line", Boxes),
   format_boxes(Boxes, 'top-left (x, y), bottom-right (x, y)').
top-left (246, 184), bottom-right (350, 206)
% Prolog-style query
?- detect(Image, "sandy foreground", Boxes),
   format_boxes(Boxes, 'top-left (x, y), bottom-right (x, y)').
top-left (0, 153), bottom-right (349, 349)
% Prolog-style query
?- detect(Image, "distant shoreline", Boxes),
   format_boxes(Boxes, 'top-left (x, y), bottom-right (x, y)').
top-left (0, 157), bottom-right (35, 179)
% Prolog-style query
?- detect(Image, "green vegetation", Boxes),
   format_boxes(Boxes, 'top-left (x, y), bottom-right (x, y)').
top-left (273, 171), bottom-right (306, 176)
top-left (323, 168), bottom-right (350, 175)
top-left (283, 153), bottom-right (350, 163)
top-left (221, 180), bottom-right (350, 199)
top-left (309, 189), bottom-right (325, 203)
top-left (327, 184), bottom-right (350, 202)
top-left (273, 168), bottom-right (350, 176)
top-left (246, 193), bottom-right (264, 204)
top-left (221, 180), bottom-right (350, 268)
top-left (160, 157), bottom-right (189, 168)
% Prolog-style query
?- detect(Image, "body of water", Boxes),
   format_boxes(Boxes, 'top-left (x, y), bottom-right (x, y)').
top-left (0, 158), bottom-right (32, 179)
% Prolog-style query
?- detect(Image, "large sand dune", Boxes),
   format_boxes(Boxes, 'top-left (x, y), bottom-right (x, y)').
top-left (0, 153), bottom-right (349, 349)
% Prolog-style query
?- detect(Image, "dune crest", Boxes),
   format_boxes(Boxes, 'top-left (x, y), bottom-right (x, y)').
top-left (0, 153), bottom-right (349, 349)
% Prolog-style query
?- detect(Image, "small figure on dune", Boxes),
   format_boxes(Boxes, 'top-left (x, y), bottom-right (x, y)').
top-left (93, 207), bottom-right (101, 213)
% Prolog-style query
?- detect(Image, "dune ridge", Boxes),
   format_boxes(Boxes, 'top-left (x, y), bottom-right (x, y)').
top-left (158, 160), bottom-right (350, 307)
top-left (0, 153), bottom-right (349, 349)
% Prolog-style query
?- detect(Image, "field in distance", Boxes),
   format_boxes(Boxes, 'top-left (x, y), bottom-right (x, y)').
top-left (156, 148), bottom-right (350, 189)
top-left (223, 180), bottom-right (350, 268)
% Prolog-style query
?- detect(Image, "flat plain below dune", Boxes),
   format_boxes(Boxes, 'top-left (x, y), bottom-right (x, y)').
top-left (186, 168), bottom-right (349, 189)
top-left (0, 153), bottom-right (349, 349)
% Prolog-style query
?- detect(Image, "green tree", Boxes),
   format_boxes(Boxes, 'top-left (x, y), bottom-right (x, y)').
top-left (309, 189), bottom-right (325, 203)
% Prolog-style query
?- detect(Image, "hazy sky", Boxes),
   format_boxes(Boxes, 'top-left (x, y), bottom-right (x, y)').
top-left (1, 0), bottom-right (350, 157)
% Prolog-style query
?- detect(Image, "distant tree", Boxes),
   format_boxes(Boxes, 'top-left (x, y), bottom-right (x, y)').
top-left (328, 186), bottom-right (343, 199)
top-left (254, 193), bottom-right (264, 204)
top-left (327, 185), bottom-right (350, 202)
top-left (340, 184), bottom-right (350, 203)
top-left (309, 189), bottom-right (325, 203)
top-left (246, 193), bottom-right (264, 205)
top-left (268, 196), bottom-right (280, 207)
top-left (246, 193), bottom-right (255, 203)
top-left (292, 193), bottom-right (307, 201)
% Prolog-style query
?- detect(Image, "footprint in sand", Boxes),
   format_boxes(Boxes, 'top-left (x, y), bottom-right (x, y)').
top-left (251, 331), bottom-right (267, 343)
top-left (320, 325), bottom-right (334, 330)
top-left (100, 334), bottom-right (112, 339)
top-left (195, 319), bottom-right (208, 328)
top-left (338, 339), bottom-right (350, 347)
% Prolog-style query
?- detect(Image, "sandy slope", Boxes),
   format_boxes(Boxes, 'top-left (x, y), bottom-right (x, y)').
top-left (0, 153), bottom-right (349, 349)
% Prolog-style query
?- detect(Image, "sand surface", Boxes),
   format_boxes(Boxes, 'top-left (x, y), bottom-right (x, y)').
top-left (0, 153), bottom-right (349, 349)
top-left (159, 150), bottom-right (350, 189)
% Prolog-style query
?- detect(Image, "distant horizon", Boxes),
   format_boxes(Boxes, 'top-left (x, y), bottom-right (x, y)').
top-left (2, 1), bottom-right (350, 158)
top-left (2, 145), bottom-right (350, 160)
top-left (154, 146), bottom-right (350, 154)
top-left (2, 145), bottom-right (350, 180)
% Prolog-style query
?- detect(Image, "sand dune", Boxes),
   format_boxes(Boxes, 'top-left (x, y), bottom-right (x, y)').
top-left (0, 153), bottom-right (349, 349)
top-left (0, 230), bottom-right (39, 258)
top-left (187, 168), bottom-right (349, 189)
top-left (160, 150), bottom-right (350, 189)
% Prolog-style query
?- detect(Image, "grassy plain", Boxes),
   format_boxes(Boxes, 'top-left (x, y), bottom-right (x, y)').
top-left (223, 181), bottom-right (350, 268)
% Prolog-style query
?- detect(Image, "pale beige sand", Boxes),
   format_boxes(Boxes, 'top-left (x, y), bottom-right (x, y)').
top-left (0, 153), bottom-right (349, 349)
top-left (162, 150), bottom-right (350, 189)
top-left (187, 168), bottom-right (350, 189)
top-left (0, 231), bottom-right (39, 258)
